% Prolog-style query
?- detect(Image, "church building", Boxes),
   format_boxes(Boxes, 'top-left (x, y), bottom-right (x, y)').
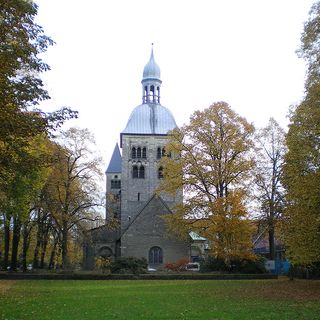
top-left (83, 48), bottom-right (199, 270)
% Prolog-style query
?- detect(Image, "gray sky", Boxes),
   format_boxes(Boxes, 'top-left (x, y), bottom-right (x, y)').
top-left (36, 0), bottom-right (314, 170)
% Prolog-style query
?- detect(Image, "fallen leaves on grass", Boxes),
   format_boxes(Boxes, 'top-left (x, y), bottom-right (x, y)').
top-left (0, 280), bottom-right (16, 296)
top-left (231, 279), bottom-right (320, 302)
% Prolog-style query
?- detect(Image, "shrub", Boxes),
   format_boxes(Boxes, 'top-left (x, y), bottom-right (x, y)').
top-left (289, 262), bottom-right (320, 279)
top-left (200, 256), bottom-right (266, 274)
top-left (200, 256), bottom-right (227, 272)
top-left (95, 257), bottom-right (111, 272)
top-left (229, 257), bottom-right (266, 274)
top-left (164, 257), bottom-right (189, 272)
top-left (109, 257), bottom-right (147, 274)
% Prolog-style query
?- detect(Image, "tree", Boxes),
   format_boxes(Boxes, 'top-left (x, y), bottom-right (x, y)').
top-left (160, 102), bottom-right (256, 263)
top-left (0, 134), bottom-right (51, 270)
top-left (0, 0), bottom-right (77, 190)
top-left (282, 93), bottom-right (320, 265)
top-left (298, 1), bottom-right (320, 89)
top-left (44, 128), bottom-right (103, 269)
top-left (282, 1), bottom-right (320, 266)
top-left (254, 118), bottom-right (286, 260)
top-left (0, 1), bottom-right (78, 270)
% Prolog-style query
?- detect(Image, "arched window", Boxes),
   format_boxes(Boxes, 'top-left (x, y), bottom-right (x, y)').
top-left (149, 246), bottom-right (163, 264)
top-left (157, 147), bottom-right (167, 159)
top-left (144, 86), bottom-right (148, 103)
top-left (98, 246), bottom-right (112, 258)
top-left (132, 165), bottom-right (138, 178)
top-left (139, 165), bottom-right (145, 179)
top-left (137, 147), bottom-right (141, 158)
top-left (157, 147), bottom-right (161, 159)
top-left (131, 147), bottom-right (136, 159)
top-left (132, 165), bottom-right (145, 179)
top-left (150, 85), bottom-right (155, 102)
top-left (158, 166), bottom-right (164, 179)
top-left (142, 147), bottom-right (146, 159)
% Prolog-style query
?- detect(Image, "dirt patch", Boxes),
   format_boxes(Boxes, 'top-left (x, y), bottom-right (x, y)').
top-left (0, 280), bottom-right (16, 296)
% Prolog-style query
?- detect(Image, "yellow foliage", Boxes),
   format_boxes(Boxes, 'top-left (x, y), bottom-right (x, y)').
top-left (159, 103), bottom-right (256, 262)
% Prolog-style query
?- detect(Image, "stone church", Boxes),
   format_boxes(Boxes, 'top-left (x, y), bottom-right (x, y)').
top-left (83, 49), bottom-right (205, 270)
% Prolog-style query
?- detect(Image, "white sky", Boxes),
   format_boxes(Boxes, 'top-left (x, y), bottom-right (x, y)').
top-left (35, 0), bottom-right (314, 170)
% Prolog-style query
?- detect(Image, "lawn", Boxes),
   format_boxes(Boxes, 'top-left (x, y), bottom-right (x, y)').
top-left (0, 278), bottom-right (319, 320)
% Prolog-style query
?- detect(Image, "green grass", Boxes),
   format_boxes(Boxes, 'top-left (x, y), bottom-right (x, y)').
top-left (1, 279), bottom-right (320, 319)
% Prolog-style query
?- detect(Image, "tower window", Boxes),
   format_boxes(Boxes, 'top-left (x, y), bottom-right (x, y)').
top-left (132, 165), bottom-right (138, 178)
top-left (150, 85), bottom-right (155, 103)
top-left (144, 86), bottom-right (148, 103)
top-left (137, 147), bottom-right (141, 158)
top-left (132, 146), bottom-right (147, 159)
top-left (132, 165), bottom-right (145, 179)
top-left (138, 192), bottom-right (140, 201)
top-left (157, 147), bottom-right (166, 159)
top-left (139, 165), bottom-right (145, 178)
top-left (131, 147), bottom-right (136, 159)
top-left (158, 166), bottom-right (164, 179)
top-left (111, 180), bottom-right (121, 189)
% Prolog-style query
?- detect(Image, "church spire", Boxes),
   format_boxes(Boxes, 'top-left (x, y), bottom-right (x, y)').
top-left (141, 44), bottom-right (162, 104)
top-left (106, 143), bottom-right (122, 173)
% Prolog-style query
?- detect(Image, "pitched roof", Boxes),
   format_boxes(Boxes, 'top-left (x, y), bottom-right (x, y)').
top-left (120, 194), bottom-right (172, 239)
top-left (106, 143), bottom-right (122, 173)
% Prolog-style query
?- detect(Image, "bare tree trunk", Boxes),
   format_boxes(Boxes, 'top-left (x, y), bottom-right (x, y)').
top-left (40, 232), bottom-right (48, 269)
top-left (11, 216), bottom-right (21, 271)
top-left (268, 224), bottom-right (275, 260)
top-left (48, 239), bottom-right (58, 269)
top-left (61, 222), bottom-right (69, 269)
top-left (21, 222), bottom-right (33, 272)
top-left (21, 224), bottom-right (28, 272)
top-left (33, 213), bottom-right (42, 269)
top-left (3, 216), bottom-right (11, 270)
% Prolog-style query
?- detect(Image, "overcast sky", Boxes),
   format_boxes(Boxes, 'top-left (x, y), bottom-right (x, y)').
top-left (35, 0), bottom-right (314, 170)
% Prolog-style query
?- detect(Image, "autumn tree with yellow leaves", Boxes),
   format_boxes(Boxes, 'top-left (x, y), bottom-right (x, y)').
top-left (282, 1), bottom-right (320, 266)
top-left (160, 102), bottom-right (256, 264)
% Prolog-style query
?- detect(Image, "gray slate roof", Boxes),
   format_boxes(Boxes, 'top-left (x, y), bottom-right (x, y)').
top-left (106, 143), bottom-right (122, 173)
top-left (143, 48), bottom-right (161, 81)
top-left (121, 103), bottom-right (177, 135)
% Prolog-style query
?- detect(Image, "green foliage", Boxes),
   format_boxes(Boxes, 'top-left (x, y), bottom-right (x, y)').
top-left (109, 257), bottom-right (148, 274)
top-left (299, 1), bottom-right (320, 89)
top-left (282, 19), bottom-right (320, 265)
top-left (281, 100), bottom-right (320, 264)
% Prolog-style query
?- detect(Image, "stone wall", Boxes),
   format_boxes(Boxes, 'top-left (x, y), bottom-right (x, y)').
top-left (121, 195), bottom-right (189, 268)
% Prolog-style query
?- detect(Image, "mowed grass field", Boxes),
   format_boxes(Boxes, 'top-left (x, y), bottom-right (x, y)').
top-left (0, 278), bottom-right (320, 320)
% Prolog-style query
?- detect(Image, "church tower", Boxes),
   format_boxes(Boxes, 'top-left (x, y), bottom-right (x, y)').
top-left (119, 47), bottom-right (187, 262)
top-left (86, 47), bottom-right (190, 269)
top-left (105, 143), bottom-right (121, 221)
top-left (120, 47), bottom-right (180, 229)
